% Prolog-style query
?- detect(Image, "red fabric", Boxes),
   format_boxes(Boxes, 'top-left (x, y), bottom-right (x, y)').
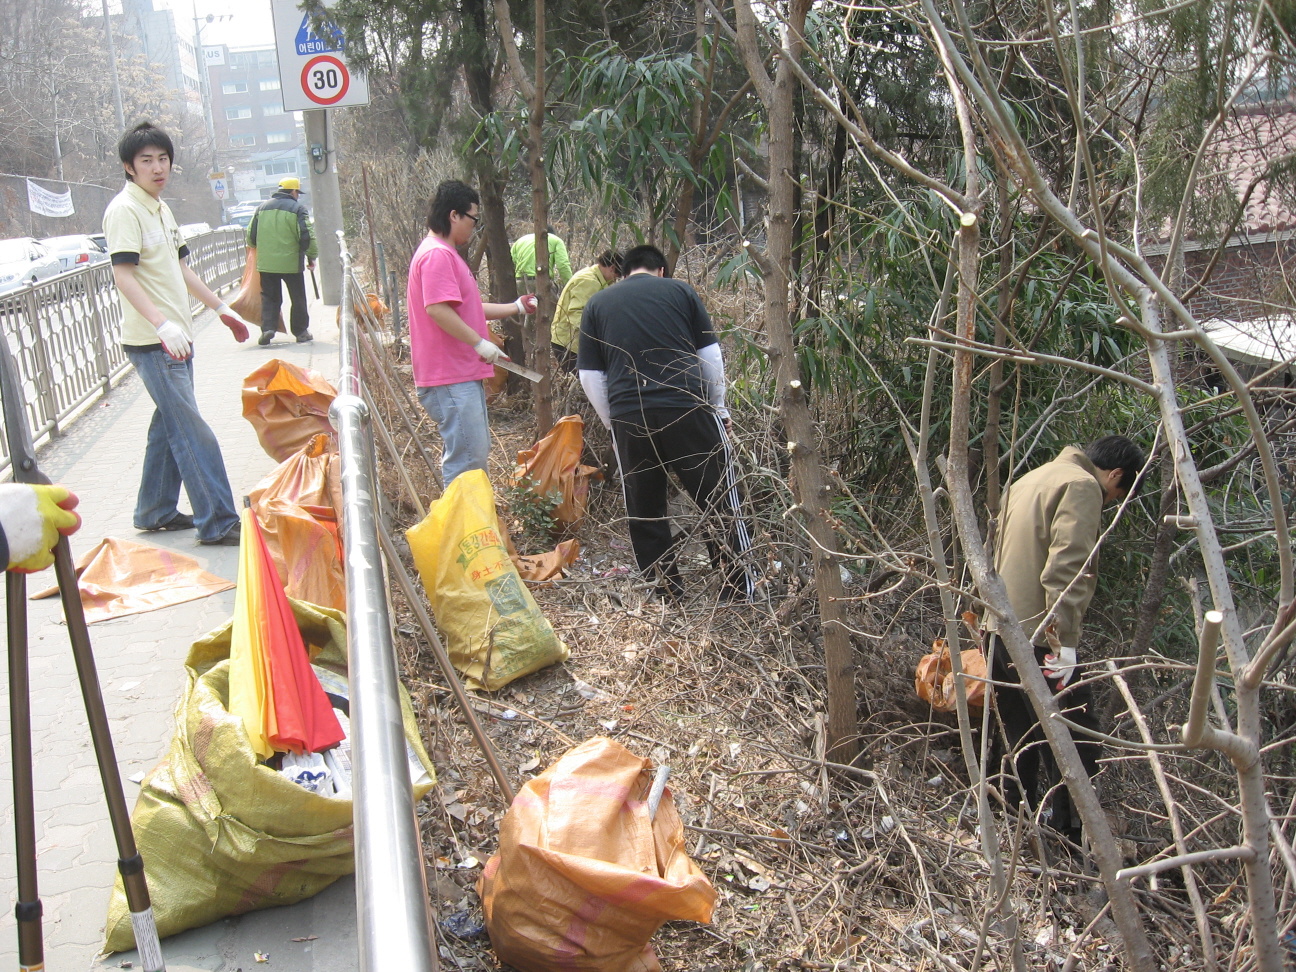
top-left (248, 513), bottom-right (345, 754)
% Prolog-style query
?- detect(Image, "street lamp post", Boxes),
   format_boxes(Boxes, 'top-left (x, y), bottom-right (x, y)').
top-left (99, 0), bottom-right (125, 133)
top-left (191, 5), bottom-right (229, 218)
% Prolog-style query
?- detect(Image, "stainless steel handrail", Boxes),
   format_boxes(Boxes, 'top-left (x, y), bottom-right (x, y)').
top-left (331, 231), bottom-right (439, 971)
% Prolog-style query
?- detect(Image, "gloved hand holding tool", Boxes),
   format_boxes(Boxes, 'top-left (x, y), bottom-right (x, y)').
top-left (0, 484), bottom-right (81, 572)
top-left (474, 338), bottom-right (510, 365)
top-left (0, 333), bottom-right (167, 970)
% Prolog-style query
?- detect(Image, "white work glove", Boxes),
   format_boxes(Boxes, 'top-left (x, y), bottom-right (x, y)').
top-left (216, 302), bottom-right (250, 343)
top-left (473, 338), bottom-right (509, 364)
top-left (155, 320), bottom-right (191, 360)
top-left (515, 295), bottom-right (537, 315)
top-left (1042, 646), bottom-right (1079, 688)
top-left (0, 484), bottom-right (81, 573)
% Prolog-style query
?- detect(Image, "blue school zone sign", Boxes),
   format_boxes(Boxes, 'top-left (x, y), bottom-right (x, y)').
top-left (295, 13), bottom-right (345, 56)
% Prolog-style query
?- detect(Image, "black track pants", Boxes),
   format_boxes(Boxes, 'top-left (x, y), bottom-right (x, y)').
top-left (611, 407), bottom-right (755, 599)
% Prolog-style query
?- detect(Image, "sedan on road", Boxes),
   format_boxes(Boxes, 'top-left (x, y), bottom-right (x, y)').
top-left (0, 238), bottom-right (62, 295)
top-left (42, 234), bottom-right (110, 273)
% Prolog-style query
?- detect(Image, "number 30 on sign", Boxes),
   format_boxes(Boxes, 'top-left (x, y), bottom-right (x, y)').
top-left (300, 54), bottom-right (351, 105)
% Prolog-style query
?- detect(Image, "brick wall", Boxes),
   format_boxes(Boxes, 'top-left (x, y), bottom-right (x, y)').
top-left (1151, 237), bottom-right (1296, 321)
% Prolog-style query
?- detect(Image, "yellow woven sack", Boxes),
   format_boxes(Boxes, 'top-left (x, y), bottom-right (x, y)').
top-left (406, 468), bottom-right (569, 691)
top-left (101, 599), bottom-right (435, 951)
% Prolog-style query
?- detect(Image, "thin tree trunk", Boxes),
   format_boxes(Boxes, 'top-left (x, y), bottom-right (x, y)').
top-left (733, 0), bottom-right (858, 761)
top-left (528, 0), bottom-right (554, 435)
top-left (463, 0), bottom-right (521, 363)
top-left (665, 0), bottom-right (713, 276)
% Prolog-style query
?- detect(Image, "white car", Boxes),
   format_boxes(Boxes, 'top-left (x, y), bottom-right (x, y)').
top-left (41, 234), bottom-right (110, 273)
top-left (178, 222), bottom-right (212, 240)
top-left (0, 238), bottom-right (63, 295)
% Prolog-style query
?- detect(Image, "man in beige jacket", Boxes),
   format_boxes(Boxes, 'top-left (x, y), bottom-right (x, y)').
top-left (988, 435), bottom-right (1144, 847)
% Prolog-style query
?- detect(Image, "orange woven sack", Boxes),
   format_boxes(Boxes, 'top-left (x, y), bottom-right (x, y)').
top-left (335, 292), bottom-right (389, 325)
top-left (242, 359), bottom-right (338, 462)
top-left (915, 639), bottom-right (988, 712)
top-left (478, 737), bottom-right (715, 972)
top-left (256, 499), bottom-right (345, 610)
top-left (249, 435), bottom-right (345, 610)
top-left (510, 414), bottom-right (601, 527)
top-left (228, 247), bottom-right (283, 330)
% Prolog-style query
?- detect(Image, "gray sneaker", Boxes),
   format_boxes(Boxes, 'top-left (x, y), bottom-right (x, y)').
top-left (296, 331), bottom-right (313, 343)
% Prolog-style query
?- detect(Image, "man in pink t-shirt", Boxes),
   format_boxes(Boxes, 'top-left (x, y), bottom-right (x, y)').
top-left (407, 180), bottom-right (536, 483)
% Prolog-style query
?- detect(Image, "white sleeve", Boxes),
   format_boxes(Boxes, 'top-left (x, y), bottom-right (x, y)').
top-left (579, 369), bottom-right (613, 430)
top-left (697, 342), bottom-right (729, 421)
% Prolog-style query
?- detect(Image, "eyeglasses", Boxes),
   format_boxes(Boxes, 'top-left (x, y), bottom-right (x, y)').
top-left (460, 211), bottom-right (480, 224)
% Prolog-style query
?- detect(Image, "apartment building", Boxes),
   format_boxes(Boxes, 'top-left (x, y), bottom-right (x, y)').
top-left (205, 44), bottom-right (310, 217)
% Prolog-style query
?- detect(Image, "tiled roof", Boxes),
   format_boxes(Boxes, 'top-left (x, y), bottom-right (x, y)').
top-left (1194, 102), bottom-right (1296, 238)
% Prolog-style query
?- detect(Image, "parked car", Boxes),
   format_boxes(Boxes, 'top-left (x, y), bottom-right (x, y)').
top-left (41, 234), bottom-right (110, 272)
top-left (0, 238), bottom-right (63, 295)
top-left (224, 203), bottom-right (260, 230)
top-left (88, 232), bottom-right (108, 253)
top-left (179, 222), bottom-right (212, 240)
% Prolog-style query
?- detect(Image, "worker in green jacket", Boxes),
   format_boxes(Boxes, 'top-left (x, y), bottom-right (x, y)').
top-left (551, 250), bottom-right (621, 371)
top-left (511, 227), bottom-right (572, 294)
top-left (248, 176), bottom-right (318, 345)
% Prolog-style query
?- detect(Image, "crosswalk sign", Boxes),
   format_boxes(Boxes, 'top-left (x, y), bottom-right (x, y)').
top-left (294, 12), bottom-right (343, 56)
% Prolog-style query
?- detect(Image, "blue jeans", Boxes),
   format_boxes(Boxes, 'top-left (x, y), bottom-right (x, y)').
top-left (417, 380), bottom-right (490, 485)
top-left (124, 346), bottom-right (239, 542)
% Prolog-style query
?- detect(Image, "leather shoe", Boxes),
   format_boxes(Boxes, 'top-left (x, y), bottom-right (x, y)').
top-left (258, 330), bottom-right (274, 346)
top-left (199, 524), bottom-right (241, 546)
top-left (148, 512), bottom-right (195, 532)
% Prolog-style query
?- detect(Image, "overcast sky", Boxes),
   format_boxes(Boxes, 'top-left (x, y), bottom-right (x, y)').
top-left (157, 0), bottom-right (278, 50)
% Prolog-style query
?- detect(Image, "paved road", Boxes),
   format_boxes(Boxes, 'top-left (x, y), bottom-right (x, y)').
top-left (0, 297), bottom-right (359, 970)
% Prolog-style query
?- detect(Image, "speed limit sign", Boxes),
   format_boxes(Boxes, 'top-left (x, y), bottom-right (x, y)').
top-left (272, 0), bottom-right (369, 111)
top-left (301, 55), bottom-right (350, 105)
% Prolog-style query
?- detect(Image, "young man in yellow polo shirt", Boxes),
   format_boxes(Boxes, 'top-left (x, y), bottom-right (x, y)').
top-left (103, 122), bottom-right (252, 546)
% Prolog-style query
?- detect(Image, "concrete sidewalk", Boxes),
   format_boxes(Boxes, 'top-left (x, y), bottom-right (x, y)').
top-left (0, 298), bottom-right (356, 970)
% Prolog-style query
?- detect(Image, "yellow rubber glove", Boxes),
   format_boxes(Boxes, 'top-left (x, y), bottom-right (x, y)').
top-left (0, 484), bottom-right (82, 572)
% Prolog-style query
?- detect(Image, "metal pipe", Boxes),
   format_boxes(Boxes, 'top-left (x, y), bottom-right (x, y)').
top-left (9, 571), bottom-right (44, 969)
top-left (332, 232), bottom-right (438, 972)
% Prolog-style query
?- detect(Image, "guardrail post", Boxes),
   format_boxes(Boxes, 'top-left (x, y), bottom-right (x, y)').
top-left (22, 288), bottom-right (60, 438)
top-left (87, 273), bottom-right (113, 395)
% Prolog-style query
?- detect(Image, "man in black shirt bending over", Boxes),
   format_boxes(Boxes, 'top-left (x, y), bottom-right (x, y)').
top-left (578, 244), bottom-right (754, 602)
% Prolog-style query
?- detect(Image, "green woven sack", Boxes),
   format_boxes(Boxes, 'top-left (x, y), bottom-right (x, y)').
top-left (102, 599), bottom-right (434, 951)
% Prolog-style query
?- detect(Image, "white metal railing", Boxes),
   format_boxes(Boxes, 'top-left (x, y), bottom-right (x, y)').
top-left (0, 227), bottom-right (245, 476)
top-left (332, 232), bottom-right (439, 971)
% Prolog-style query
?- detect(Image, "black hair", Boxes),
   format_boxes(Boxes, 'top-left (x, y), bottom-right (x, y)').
top-left (117, 122), bottom-right (175, 180)
top-left (622, 244), bottom-right (668, 275)
top-left (596, 250), bottom-right (624, 275)
top-left (1085, 435), bottom-right (1146, 497)
top-left (426, 180), bottom-right (479, 235)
